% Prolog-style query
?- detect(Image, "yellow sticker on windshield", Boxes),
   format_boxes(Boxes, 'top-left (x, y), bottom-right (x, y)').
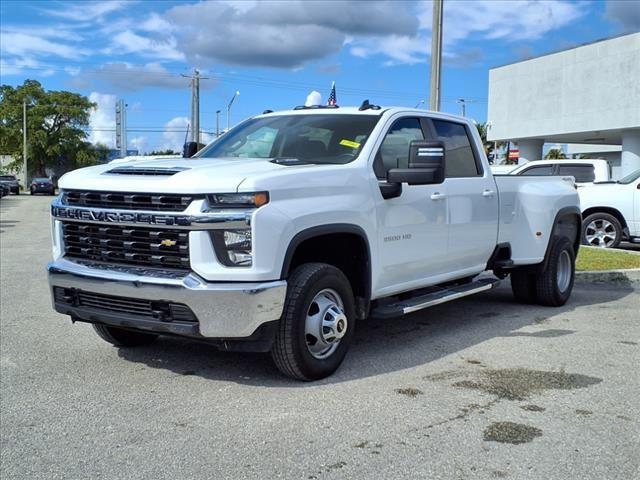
top-left (340, 139), bottom-right (361, 149)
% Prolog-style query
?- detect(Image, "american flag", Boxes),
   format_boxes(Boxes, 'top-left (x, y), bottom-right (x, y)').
top-left (327, 81), bottom-right (337, 106)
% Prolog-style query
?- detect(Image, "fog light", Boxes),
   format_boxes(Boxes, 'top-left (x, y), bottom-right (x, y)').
top-left (211, 229), bottom-right (252, 267)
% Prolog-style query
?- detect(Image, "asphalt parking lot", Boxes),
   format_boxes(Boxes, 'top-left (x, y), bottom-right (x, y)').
top-left (1, 194), bottom-right (639, 480)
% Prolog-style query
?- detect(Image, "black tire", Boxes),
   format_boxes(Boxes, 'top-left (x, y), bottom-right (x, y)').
top-left (510, 269), bottom-right (538, 304)
top-left (271, 263), bottom-right (356, 381)
top-left (92, 324), bottom-right (158, 347)
top-left (535, 237), bottom-right (575, 307)
top-left (581, 212), bottom-right (622, 249)
top-left (30, 188), bottom-right (34, 195)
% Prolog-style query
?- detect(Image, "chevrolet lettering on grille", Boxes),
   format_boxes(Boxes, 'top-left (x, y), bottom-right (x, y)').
top-left (51, 205), bottom-right (190, 226)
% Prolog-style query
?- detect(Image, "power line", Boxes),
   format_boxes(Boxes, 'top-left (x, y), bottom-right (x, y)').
top-left (2, 61), bottom-right (488, 104)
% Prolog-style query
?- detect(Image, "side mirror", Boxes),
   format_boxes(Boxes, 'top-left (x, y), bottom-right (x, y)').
top-left (387, 141), bottom-right (445, 185)
top-left (183, 141), bottom-right (198, 158)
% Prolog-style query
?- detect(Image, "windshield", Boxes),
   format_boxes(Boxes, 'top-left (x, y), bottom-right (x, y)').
top-left (0, 175), bottom-right (16, 181)
top-left (618, 169), bottom-right (640, 184)
top-left (33, 178), bottom-right (50, 182)
top-left (196, 114), bottom-right (380, 164)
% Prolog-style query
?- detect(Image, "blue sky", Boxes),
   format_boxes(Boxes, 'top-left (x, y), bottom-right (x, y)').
top-left (1, 0), bottom-right (638, 153)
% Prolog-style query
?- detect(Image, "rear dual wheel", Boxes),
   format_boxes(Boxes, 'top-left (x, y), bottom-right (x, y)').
top-left (510, 236), bottom-right (575, 307)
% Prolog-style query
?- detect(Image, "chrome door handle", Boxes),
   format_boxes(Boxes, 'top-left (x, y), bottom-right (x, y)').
top-left (482, 189), bottom-right (495, 197)
top-left (430, 192), bottom-right (446, 201)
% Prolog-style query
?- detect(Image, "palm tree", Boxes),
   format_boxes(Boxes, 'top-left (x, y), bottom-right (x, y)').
top-left (544, 148), bottom-right (567, 160)
top-left (475, 122), bottom-right (505, 162)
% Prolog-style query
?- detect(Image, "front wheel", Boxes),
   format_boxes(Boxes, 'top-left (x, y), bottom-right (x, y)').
top-left (92, 324), bottom-right (158, 347)
top-left (271, 263), bottom-right (356, 381)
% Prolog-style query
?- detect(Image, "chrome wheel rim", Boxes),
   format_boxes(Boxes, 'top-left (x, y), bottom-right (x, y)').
top-left (585, 219), bottom-right (617, 248)
top-left (305, 288), bottom-right (347, 360)
top-left (557, 250), bottom-right (572, 292)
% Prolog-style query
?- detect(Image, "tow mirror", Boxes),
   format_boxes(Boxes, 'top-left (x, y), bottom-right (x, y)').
top-left (387, 141), bottom-right (445, 185)
top-left (183, 141), bottom-right (198, 158)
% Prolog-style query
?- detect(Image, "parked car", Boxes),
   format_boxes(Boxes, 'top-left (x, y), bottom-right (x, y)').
top-left (578, 169), bottom-right (640, 248)
top-left (30, 177), bottom-right (55, 195)
top-left (48, 106), bottom-right (580, 380)
top-left (508, 159), bottom-right (611, 185)
top-left (0, 174), bottom-right (20, 194)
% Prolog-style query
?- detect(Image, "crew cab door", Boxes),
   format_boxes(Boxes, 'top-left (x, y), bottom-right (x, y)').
top-left (372, 116), bottom-right (450, 296)
top-left (428, 119), bottom-right (499, 273)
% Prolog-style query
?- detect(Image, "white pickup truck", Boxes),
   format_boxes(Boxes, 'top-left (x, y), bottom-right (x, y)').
top-left (48, 105), bottom-right (581, 380)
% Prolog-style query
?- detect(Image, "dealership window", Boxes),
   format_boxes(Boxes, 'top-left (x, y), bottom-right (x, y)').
top-left (374, 117), bottom-right (424, 179)
top-left (431, 120), bottom-right (480, 177)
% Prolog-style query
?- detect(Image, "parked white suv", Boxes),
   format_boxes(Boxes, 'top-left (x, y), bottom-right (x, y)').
top-left (48, 106), bottom-right (580, 380)
top-left (579, 169), bottom-right (640, 248)
top-left (509, 159), bottom-right (611, 185)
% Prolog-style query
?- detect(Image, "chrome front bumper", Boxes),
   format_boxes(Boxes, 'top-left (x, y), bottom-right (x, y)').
top-left (47, 258), bottom-right (286, 338)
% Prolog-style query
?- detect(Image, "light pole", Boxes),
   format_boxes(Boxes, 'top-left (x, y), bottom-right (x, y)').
top-left (23, 101), bottom-right (28, 188)
top-left (414, 99), bottom-right (425, 109)
top-left (457, 98), bottom-right (466, 117)
top-left (429, 0), bottom-right (443, 111)
top-left (227, 91), bottom-right (240, 132)
top-left (216, 110), bottom-right (221, 137)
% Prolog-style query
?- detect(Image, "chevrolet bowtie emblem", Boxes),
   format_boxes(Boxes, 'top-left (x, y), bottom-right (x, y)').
top-left (160, 239), bottom-right (177, 247)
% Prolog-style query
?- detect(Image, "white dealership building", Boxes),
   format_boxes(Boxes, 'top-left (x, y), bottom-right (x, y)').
top-left (487, 32), bottom-right (640, 178)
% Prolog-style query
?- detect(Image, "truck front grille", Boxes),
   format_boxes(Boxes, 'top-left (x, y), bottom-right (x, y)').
top-left (62, 190), bottom-right (198, 212)
top-left (53, 287), bottom-right (198, 323)
top-left (62, 221), bottom-right (190, 269)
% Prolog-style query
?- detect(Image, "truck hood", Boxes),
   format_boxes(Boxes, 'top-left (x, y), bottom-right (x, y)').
top-left (58, 157), bottom-right (315, 193)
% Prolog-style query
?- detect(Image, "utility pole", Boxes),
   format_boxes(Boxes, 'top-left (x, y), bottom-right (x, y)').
top-left (227, 91), bottom-right (240, 132)
top-left (216, 110), bottom-right (221, 137)
top-left (23, 101), bottom-right (27, 187)
top-left (457, 98), bottom-right (466, 117)
top-left (429, 0), bottom-right (443, 111)
top-left (182, 69), bottom-right (209, 146)
top-left (115, 99), bottom-right (127, 158)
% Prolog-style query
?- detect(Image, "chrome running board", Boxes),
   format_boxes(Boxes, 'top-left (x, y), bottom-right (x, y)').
top-left (370, 278), bottom-right (500, 319)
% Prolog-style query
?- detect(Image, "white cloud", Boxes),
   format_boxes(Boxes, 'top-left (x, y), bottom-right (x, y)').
top-left (129, 136), bottom-right (148, 154)
top-left (164, 0), bottom-right (418, 68)
top-left (105, 30), bottom-right (184, 61)
top-left (39, 0), bottom-right (130, 22)
top-left (88, 92), bottom-right (116, 148)
top-left (139, 13), bottom-right (173, 33)
top-left (0, 31), bottom-right (90, 59)
top-left (160, 117), bottom-right (190, 152)
top-left (348, 0), bottom-right (586, 65)
top-left (80, 62), bottom-right (193, 90)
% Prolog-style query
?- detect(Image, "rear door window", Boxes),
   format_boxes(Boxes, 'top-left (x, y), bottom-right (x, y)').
top-left (557, 165), bottom-right (595, 182)
top-left (520, 165), bottom-right (555, 176)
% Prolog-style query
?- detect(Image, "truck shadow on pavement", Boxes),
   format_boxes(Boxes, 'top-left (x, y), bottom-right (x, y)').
top-left (116, 283), bottom-right (635, 386)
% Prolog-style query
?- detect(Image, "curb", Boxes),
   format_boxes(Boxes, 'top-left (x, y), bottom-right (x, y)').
top-left (575, 268), bottom-right (640, 285)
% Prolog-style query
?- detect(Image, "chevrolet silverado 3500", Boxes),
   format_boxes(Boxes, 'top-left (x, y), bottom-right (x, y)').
top-left (48, 106), bottom-right (581, 380)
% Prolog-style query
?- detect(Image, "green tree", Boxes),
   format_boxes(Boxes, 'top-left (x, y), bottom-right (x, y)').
top-left (544, 148), bottom-right (567, 160)
top-left (0, 79), bottom-right (105, 176)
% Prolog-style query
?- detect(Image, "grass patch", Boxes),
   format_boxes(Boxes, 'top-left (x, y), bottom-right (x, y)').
top-left (576, 247), bottom-right (640, 271)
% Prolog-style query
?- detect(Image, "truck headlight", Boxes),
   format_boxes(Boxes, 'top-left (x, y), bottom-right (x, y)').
top-left (205, 192), bottom-right (269, 210)
top-left (211, 229), bottom-right (252, 267)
